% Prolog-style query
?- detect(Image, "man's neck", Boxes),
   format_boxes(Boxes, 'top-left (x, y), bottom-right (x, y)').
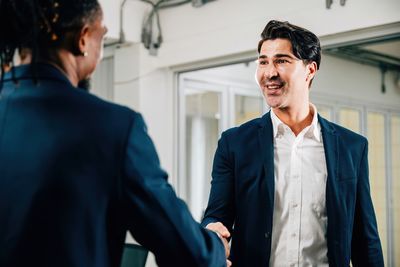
top-left (272, 104), bottom-right (314, 136)
top-left (39, 49), bottom-right (80, 87)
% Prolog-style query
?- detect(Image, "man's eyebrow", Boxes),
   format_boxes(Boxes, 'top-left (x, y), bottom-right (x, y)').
top-left (275, 53), bottom-right (297, 59)
top-left (258, 54), bottom-right (297, 59)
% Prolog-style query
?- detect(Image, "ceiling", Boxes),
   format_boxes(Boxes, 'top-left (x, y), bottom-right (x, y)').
top-left (363, 40), bottom-right (400, 59)
top-left (324, 37), bottom-right (400, 71)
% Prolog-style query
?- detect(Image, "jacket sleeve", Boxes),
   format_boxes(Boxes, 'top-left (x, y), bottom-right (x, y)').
top-left (351, 140), bottom-right (384, 267)
top-left (122, 113), bottom-right (226, 267)
top-left (201, 131), bottom-right (235, 234)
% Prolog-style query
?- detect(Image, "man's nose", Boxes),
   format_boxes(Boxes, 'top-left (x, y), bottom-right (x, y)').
top-left (263, 64), bottom-right (278, 80)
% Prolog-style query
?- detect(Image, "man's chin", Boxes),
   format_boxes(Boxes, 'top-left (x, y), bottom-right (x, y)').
top-left (266, 97), bottom-right (282, 108)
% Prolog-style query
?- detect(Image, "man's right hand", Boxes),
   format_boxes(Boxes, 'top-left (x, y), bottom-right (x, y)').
top-left (206, 222), bottom-right (231, 266)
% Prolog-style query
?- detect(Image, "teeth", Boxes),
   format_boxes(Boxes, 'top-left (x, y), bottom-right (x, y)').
top-left (267, 85), bottom-right (281, 89)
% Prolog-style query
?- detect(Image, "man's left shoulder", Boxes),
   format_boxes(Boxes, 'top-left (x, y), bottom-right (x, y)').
top-left (320, 116), bottom-right (367, 145)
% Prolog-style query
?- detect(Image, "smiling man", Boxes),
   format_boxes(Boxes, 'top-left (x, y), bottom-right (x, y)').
top-left (201, 20), bottom-right (384, 267)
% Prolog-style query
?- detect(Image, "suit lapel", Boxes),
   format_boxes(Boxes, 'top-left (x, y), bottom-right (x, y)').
top-left (320, 116), bottom-right (339, 186)
top-left (258, 112), bottom-right (275, 213)
top-left (319, 115), bottom-right (341, 264)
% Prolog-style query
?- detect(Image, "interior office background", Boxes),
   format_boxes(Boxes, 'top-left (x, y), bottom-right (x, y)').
top-left (91, 0), bottom-right (400, 266)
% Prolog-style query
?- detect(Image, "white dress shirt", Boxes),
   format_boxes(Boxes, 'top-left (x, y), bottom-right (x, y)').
top-left (269, 104), bottom-right (329, 267)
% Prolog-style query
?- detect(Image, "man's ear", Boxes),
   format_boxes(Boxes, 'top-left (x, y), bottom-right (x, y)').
top-left (74, 24), bottom-right (91, 56)
top-left (306, 61), bottom-right (317, 82)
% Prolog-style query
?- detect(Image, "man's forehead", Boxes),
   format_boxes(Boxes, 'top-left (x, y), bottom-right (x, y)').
top-left (259, 39), bottom-right (295, 57)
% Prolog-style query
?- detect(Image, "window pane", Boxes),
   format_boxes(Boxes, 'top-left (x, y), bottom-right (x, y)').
top-left (340, 108), bottom-right (360, 133)
top-left (367, 112), bottom-right (387, 264)
top-left (234, 95), bottom-right (264, 126)
top-left (185, 91), bottom-right (220, 221)
top-left (392, 115), bottom-right (400, 266)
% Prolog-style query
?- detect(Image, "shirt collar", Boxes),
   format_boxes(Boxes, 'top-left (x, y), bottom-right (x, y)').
top-left (308, 103), bottom-right (321, 142)
top-left (270, 108), bottom-right (285, 139)
top-left (270, 103), bottom-right (321, 142)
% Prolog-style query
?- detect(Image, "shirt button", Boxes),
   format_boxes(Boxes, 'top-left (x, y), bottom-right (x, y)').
top-left (292, 203), bottom-right (298, 208)
top-left (291, 233), bottom-right (296, 238)
top-left (290, 264), bottom-right (295, 267)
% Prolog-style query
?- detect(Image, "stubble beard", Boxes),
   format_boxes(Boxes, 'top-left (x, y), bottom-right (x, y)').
top-left (77, 78), bottom-right (91, 92)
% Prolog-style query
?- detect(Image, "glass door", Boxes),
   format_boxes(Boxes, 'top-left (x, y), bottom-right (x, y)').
top-left (178, 77), bottom-right (227, 221)
top-left (230, 86), bottom-right (266, 127)
top-left (177, 76), bottom-right (265, 221)
top-left (391, 114), bottom-right (400, 266)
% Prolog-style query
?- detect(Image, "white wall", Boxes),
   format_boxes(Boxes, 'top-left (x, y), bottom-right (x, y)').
top-left (112, 44), bottom-right (176, 180)
top-left (154, 0), bottom-right (400, 67)
top-left (101, 0), bottom-right (400, 67)
top-left (99, 0), bottom-right (149, 43)
top-left (113, 44), bottom-right (141, 110)
top-left (99, 0), bottom-right (120, 41)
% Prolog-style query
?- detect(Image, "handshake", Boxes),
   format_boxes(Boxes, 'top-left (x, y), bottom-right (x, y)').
top-left (206, 222), bottom-right (232, 267)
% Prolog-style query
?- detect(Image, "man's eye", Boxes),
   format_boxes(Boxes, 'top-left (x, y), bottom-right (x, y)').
top-left (258, 60), bottom-right (267, 65)
top-left (276, 59), bottom-right (288, 64)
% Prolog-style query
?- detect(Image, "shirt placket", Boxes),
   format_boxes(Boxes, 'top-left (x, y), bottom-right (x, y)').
top-left (287, 135), bottom-right (302, 267)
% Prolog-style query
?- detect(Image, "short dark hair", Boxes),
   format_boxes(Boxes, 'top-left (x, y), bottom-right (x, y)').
top-left (0, 0), bottom-right (101, 74)
top-left (257, 20), bottom-right (321, 69)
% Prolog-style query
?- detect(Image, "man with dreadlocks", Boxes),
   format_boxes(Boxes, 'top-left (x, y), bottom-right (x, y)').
top-left (0, 1), bottom-right (228, 267)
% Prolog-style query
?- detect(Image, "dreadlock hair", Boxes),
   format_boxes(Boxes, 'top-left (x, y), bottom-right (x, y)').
top-left (258, 20), bottom-right (321, 72)
top-left (0, 0), bottom-right (101, 86)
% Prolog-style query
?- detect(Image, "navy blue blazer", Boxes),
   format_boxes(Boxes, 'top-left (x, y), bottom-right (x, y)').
top-left (0, 64), bottom-right (225, 267)
top-left (202, 112), bottom-right (384, 267)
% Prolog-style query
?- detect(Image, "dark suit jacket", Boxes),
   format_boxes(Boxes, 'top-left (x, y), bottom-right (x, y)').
top-left (0, 64), bottom-right (225, 267)
top-left (202, 112), bottom-right (384, 267)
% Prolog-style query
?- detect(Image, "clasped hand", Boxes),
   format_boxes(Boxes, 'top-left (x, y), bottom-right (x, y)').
top-left (206, 222), bottom-right (232, 267)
